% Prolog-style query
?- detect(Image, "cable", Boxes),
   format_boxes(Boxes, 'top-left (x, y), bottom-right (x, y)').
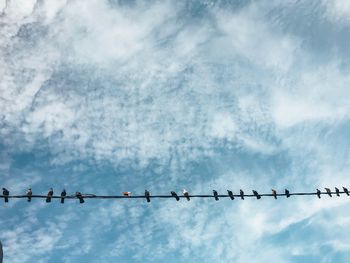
top-left (0, 187), bottom-right (349, 203)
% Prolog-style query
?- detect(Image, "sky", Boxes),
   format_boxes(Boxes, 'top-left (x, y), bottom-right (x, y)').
top-left (1, 0), bottom-right (350, 262)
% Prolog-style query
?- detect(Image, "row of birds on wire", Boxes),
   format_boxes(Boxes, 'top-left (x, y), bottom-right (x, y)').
top-left (1, 187), bottom-right (350, 204)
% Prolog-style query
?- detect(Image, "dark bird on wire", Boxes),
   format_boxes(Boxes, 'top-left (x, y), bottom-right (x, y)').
top-left (171, 191), bottom-right (180, 201)
top-left (145, 190), bottom-right (151, 203)
top-left (316, 189), bottom-right (321, 198)
top-left (27, 188), bottom-right (32, 202)
top-left (252, 190), bottom-right (261, 199)
top-left (76, 192), bottom-right (84, 203)
top-left (343, 187), bottom-right (349, 196)
top-left (46, 188), bottom-right (53, 203)
top-left (213, 190), bottom-right (219, 201)
top-left (325, 188), bottom-right (332, 197)
top-left (183, 189), bottom-right (190, 201)
top-left (227, 190), bottom-right (234, 200)
top-left (272, 189), bottom-right (277, 199)
top-left (335, 187), bottom-right (340, 197)
top-left (2, 188), bottom-right (9, 203)
top-left (285, 189), bottom-right (290, 198)
top-left (60, 189), bottom-right (66, 204)
top-left (240, 189), bottom-right (244, 200)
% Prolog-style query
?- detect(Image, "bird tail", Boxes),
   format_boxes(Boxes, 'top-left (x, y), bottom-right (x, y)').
top-left (60, 198), bottom-right (64, 204)
top-left (4, 197), bottom-right (8, 203)
top-left (46, 197), bottom-right (51, 203)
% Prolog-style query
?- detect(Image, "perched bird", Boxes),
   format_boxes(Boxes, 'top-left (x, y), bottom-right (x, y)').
top-left (2, 188), bottom-right (9, 203)
top-left (213, 190), bottom-right (219, 201)
top-left (46, 188), bottom-right (53, 203)
top-left (27, 188), bottom-right (32, 202)
top-left (335, 187), bottom-right (340, 197)
top-left (240, 189), bottom-right (244, 200)
top-left (252, 190), bottom-right (261, 200)
top-left (123, 192), bottom-right (131, 196)
top-left (60, 189), bottom-right (66, 204)
top-left (145, 190), bottom-right (151, 203)
top-left (285, 189), bottom-right (290, 198)
top-left (183, 189), bottom-right (190, 201)
top-left (76, 192), bottom-right (84, 203)
top-left (325, 188), bottom-right (332, 197)
top-left (316, 189), bottom-right (321, 199)
top-left (272, 189), bottom-right (277, 199)
top-left (227, 190), bottom-right (234, 200)
top-left (171, 191), bottom-right (180, 201)
top-left (343, 187), bottom-right (349, 196)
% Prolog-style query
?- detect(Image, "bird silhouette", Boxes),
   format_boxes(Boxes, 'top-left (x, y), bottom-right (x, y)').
top-left (227, 190), bottom-right (234, 200)
top-left (145, 190), bottom-right (151, 203)
top-left (272, 189), bottom-right (277, 199)
top-left (325, 188), bottom-right (332, 197)
top-left (240, 189), bottom-right (244, 200)
top-left (316, 189), bottom-right (321, 198)
top-left (27, 188), bottom-right (32, 202)
top-left (252, 190), bottom-right (261, 199)
top-left (171, 191), bottom-right (179, 201)
top-left (76, 192), bottom-right (84, 203)
top-left (213, 190), bottom-right (219, 201)
top-left (60, 189), bottom-right (66, 204)
top-left (183, 189), bottom-right (190, 201)
top-left (46, 188), bottom-right (53, 203)
top-left (343, 187), bottom-right (349, 196)
top-left (335, 187), bottom-right (340, 197)
top-left (2, 188), bottom-right (9, 203)
top-left (285, 189), bottom-right (290, 198)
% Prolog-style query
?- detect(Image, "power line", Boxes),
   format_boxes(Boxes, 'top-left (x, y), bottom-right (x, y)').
top-left (1, 187), bottom-right (349, 203)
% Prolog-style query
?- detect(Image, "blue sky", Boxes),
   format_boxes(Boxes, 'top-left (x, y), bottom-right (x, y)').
top-left (1, 0), bottom-right (350, 262)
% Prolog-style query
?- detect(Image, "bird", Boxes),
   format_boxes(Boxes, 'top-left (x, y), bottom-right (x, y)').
top-left (183, 189), bottom-right (190, 201)
top-left (2, 188), bottom-right (9, 203)
top-left (46, 188), bottom-right (53, 203)
top-left (325, 188), bottom-right (332, 197)
top-left (76, 192), bottom-right (84, 203)
top-left (227, 190), bottom-right (234, 200)
top-left (272, 189), bottom-right (277, 199)
top-left (26, 188), bottom-right (32, 202)
top-left (171, 191), bottom-right (179, 201)
top-left (60, 189), bottom-right (66, 204)
top-left (285, 189), bottom-right (290, 198)
top-left (145, 190), bottom-right (151, 203)
top-left (252, 190), bottom-right (261, 199)
top-left (213, 190), bottom-right (219, 201)
top-left (123, 192), bottom-right (131, 196)
top-left (240, 189), bottom-right (244, 200)
top-left (335, 187), bottom-right (340, 197)
top-left (316, 189), bottom-right (321, 198)
top-left (343, 187), bottom-right (349, 196)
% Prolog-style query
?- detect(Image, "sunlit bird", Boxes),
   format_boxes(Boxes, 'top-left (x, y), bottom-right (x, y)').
top-left (76, 192), bottom-right (84, 203)
top-left (343, 187), bottom-right (349, 196)
top-left (335, 187), bottom-right (340, 197)
top-left (46, 188), bottom-right (53, 203)
top-left (171, 191), bottom-right (180, 201)
top-left (316, 189), bottom-right (321, 199)
top-left (272, 189), bottom-right (277, 199)
top-left (240, 189), bottom-right (244, 200)
top-left (252, 190), bottom-right (261, 199)
top-left (285, 189), bottom-right (290, 198)
top-left (213, 190), bottom-right (219, 201)
top-left (145, 190), bottom-right (151, 203)
top-left (183, 189), bottom-right (190, 201)
top-left (27, 188), bottom-right (32, 202)
top-left (123, 192), bottom-right (131, 196)
top-left (60, 189), bottom-right (66, 204)
top-left (325, 188), bottom-right (332, 197)
top-left (227, 190), bottom-right (234, 200)
top-left (2, 188), bottom-right (9, 203)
